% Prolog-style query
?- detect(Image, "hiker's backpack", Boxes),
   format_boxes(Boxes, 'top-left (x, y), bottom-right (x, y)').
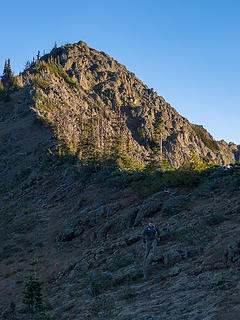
top-left (146, 225), bottom-right (157, 232)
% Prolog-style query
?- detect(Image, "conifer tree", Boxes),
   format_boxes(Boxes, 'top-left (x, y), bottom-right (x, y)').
top-left (146, 147), bottom-right (162, 171)
top-left (37, 51), bottom-right (41, 61)
top-left (25, 61), bottom-right (31, 70)
top-left (1, 59), bottom-right (13, 88)
top-left (8, 301), bottom-right (16, 320)
top-left (3, 58), bottom-right (13, 78)
top-left (22, 256), bottom-right (50, 320)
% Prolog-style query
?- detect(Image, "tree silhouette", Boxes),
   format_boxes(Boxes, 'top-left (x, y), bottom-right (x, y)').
top-left (22, 255), bottom-right (51, 320)
top-left (1, 58), bottom-right (14, 89)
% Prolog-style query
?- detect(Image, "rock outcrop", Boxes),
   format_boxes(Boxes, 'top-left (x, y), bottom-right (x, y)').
top-left (19, 41), bottom-right (240, 168)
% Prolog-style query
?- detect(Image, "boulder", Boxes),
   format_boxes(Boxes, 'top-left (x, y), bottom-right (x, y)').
top-left (60, 227), bottom-right (75, 242)
top-left (125, 234), bottom-right (141, 246)
top-left (114, 266), bottom-right (142, 284)
top-left (163, 248), bottom-right (182, 266)
top-left (97, 220), bottom-right (114, 239)
top-left (161, 194), bottom-right (189, 216)
top-left (225, 238), bottom-right (240, 268)
top-left (134, 192), bottom-right (165, 226)
top-left (89, 270), bottom-right (114, 296)
top-left (106, 202), bottom-right (120, 217)
top-left (77, 261), bottom-right (90, 272)
top-left (107, 253), bottom-right (134, 272)
top-left (121, 207), bottom-right (138, 229)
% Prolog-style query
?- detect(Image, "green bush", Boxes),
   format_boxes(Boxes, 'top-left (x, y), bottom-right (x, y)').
top-left (103, 169), bottom-right (144, 191)
top-left (32, 75), bottom-right (50, 90)
top-left (0, 91), bottom-right (11, 102)
top-left (132, 169), bottom-right (201, 197)
top-left (199, 165), bottom-right (240, 193)
top-left (3, 93), bottom-right (11, 102)
top-left (200, 213), bottom-right (226, 226)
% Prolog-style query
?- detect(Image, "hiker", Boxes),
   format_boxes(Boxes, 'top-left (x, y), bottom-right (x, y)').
top-left (142, 221), bottom-right (160, 260)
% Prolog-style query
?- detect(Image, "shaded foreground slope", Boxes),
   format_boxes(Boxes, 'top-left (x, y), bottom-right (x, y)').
top-left (1, 87), bottom-right (240, 319)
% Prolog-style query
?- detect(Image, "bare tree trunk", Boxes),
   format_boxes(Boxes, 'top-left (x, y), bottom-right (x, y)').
top-left (164, 146), bottom-right (174, 168)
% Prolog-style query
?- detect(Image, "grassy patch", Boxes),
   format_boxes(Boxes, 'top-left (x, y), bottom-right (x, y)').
top-left (192, 125), bottom-right (219, 151)
top-left (31, 75), bottom-right (50, 90)
top-left (39, 60), bottom-right (77, 87)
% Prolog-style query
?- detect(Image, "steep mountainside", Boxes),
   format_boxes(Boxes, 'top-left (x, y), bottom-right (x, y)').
top-left (20, 41), bottom-right (239, 168)
top-left (1, 42), bottom-right (240, 320)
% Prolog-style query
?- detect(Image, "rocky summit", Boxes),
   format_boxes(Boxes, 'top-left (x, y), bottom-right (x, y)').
top-left (15, 41), bottom-right (240, 168)
top-left (0, 42), bottom-right (240, 320)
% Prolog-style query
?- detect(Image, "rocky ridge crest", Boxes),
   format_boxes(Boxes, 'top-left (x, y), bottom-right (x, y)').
top-left (20, 41), bottom-right (240, 168)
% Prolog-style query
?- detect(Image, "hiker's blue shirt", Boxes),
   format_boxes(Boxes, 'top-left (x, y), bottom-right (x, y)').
top-left (142, 225), bottom-right (160, 242)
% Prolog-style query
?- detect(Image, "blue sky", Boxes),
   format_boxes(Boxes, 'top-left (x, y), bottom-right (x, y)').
top-left (1, 0), bottom-right (239, 143)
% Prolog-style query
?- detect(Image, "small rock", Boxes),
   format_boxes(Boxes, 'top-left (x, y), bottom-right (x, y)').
top-left (169, 266), bottom-right (181, 276)
top-left (225, 238), bottom-right (240, 267)
top-left (78, 261), bottom-right (89, 272)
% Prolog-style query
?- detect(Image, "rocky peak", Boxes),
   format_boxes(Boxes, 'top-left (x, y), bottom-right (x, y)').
top-left (18, 41), bottom-right (240, 168)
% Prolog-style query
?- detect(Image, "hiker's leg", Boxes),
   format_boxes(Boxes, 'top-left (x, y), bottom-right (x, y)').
top-left (145, 241), bottom-right (152, 259)
top-left (152, 239), bottom-right (157, 256)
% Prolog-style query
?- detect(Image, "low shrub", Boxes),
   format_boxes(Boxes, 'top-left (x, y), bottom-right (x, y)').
top-left (88, 271), bottom-right (115, 297)
top-left (88, 295), bottom-right (115, 319)
top-left (32, 75), bottom-right (50, 90)
top-left (200, 213), bottom-right (226, 226)
top-left (0, 91), bottom-right (11, 102)
top-left (132, 169), bottom-right (201, 197)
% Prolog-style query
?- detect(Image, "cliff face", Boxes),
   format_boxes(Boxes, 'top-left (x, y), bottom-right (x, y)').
top-left (20, 41), bottom-right (239, 168)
